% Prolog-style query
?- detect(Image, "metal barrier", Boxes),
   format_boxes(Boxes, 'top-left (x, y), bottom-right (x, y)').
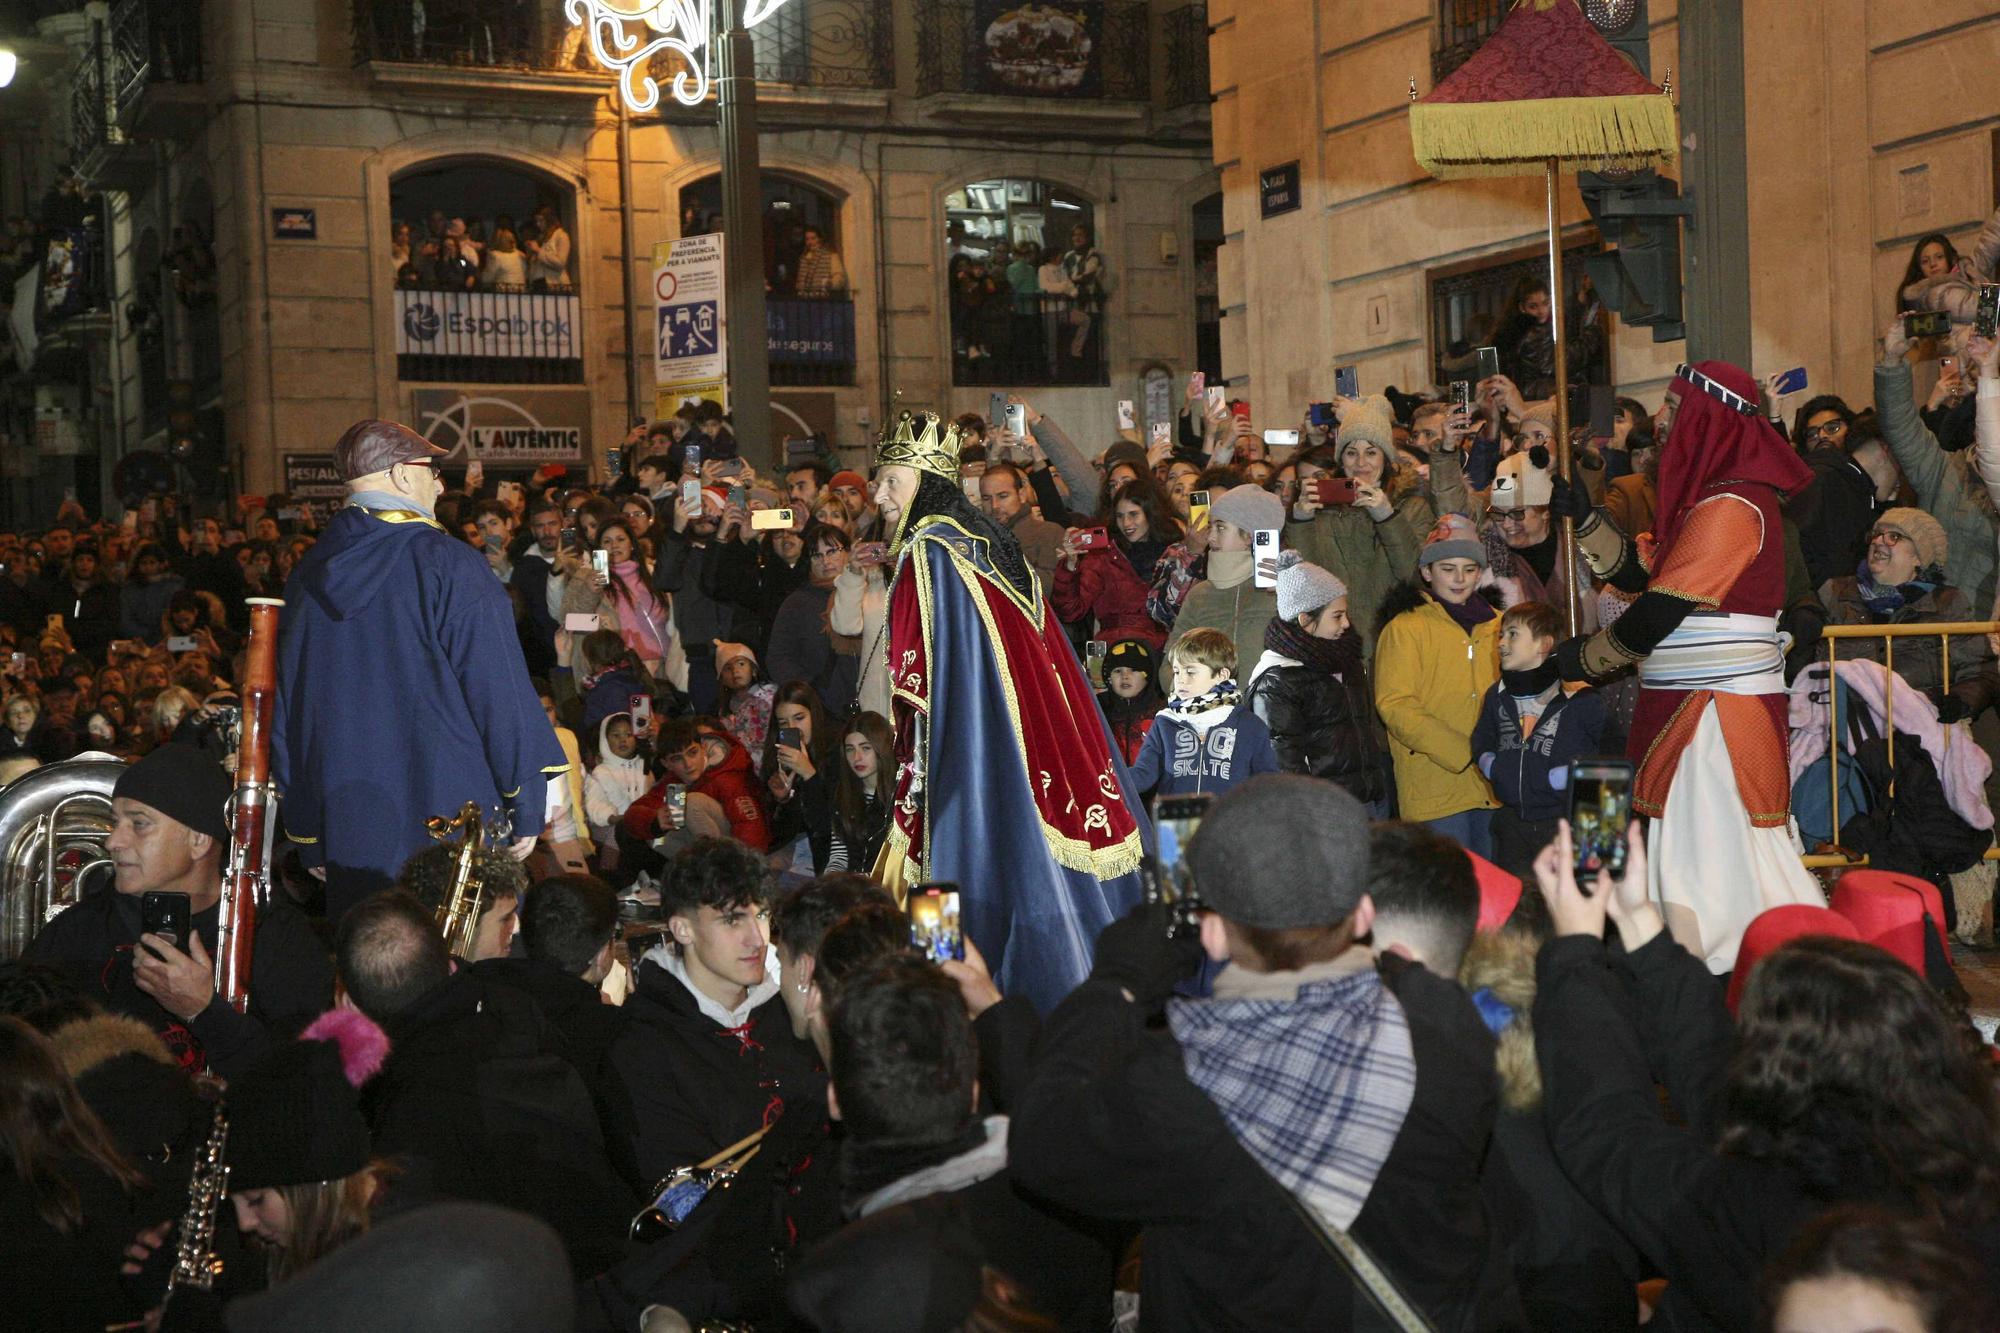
top-left (1804, 619), bottom-right (2000, 870)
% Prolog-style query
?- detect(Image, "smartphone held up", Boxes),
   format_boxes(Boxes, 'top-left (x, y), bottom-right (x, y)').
top-left (909, 885), bottom-right (965, 963)
top-left (1567, 758), bottom-right (1634, 886)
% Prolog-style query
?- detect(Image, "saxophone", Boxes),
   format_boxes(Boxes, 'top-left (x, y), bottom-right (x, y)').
top-left (425, 802), bottom-right (487, 959)
top-left (168, 1095), bottom-right (230, 1295)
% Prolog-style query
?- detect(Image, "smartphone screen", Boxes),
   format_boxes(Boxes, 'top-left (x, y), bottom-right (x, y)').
top-left (141, 890), bottom-right (192, 952)
top-left (1190, 370), bottom-right (1206, 397)
top-left (1150, 421), bottom-right (1171, 447)
top-left (1085, 640), bottom-right (1107, 691)
top-left (1475, 346), bottom-right (1501, 381)
top-left (1903, 310), bottom-right (1952, 340)
top-left (909, 885), bottom-right (965, 963)
top-left (1976, 284), bottom-right (1999, 340)
top-left (607, 447), bottom-right (624, 477)
top-left (1252, 529), bottom-right (1280, 588)
top-left (1307, 402), bottom-right (1334, 429)
top-left (1152, 794), bottom-right (1213, 904)
top-left (1568, 759), bottom-right (1635, 882)
top-left (682, 443), bottom-right (702, 474)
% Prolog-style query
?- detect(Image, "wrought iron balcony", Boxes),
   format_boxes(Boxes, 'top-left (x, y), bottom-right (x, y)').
top-left (1433, 0), bottom-right (1505, 84)
top-left (73, 0), bottom-right (203, 168)
top-left (952, 293), bottom-right (1109, 389)
top-left (353, 0), bottom-right (892, 93)
top-left (1162, 4), bottom-right (1209, 110)
top-left (917, 0), bottom-right (1150, 102)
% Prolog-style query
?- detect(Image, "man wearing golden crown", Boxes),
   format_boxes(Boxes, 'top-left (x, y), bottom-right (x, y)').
top-left (869, 411), bottom-right (1149, 1011)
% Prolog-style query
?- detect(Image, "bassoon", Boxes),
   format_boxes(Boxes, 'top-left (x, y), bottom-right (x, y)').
top-left (215, 597), bottom-right (284, 1013)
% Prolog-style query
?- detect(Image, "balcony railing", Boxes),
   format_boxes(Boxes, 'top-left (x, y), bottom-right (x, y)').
top-left (1162, 4), bottom-right (1209, 109)
top-left (743, 0), bottom-right (893, 91)
top-left (952, 293), bottom-right (1109, 388)
top-left (353, 0), bottom-right (585, 71)
top-left (113, 0), bottom-right (205, 91)
top-left (917, 0), bottom-right (1150, 101)
top-left (1433, 0), bottom-right (1505, 84)
top-left (395, 285), bottom-right (584, 385)
top-left (70, 24), bottom-right (112, 163)
top-left (768, 295), bottom-right (856, 387)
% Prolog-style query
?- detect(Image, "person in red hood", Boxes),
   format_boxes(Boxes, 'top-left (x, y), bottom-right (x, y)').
top-left (623, 717), bottom-right (773, 851)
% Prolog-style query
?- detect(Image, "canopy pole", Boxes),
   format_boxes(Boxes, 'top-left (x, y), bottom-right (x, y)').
top-left (1547, 157), bottom-right (1582, 636)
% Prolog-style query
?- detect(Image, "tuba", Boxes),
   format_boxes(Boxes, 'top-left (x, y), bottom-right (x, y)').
top-left (0, 756), bottom-right (124, 961)
top-left (426, 801), bottom-right (487, 959)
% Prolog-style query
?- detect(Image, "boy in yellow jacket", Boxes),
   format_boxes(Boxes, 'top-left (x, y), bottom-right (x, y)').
top-left (1374, 514), bottom-right (1501, 856)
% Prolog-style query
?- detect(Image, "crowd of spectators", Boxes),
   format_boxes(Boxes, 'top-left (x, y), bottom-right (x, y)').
top-left (390, 202), bottom-right (572, 293)
top-left (5, 210), bottom-right (2000, 1332)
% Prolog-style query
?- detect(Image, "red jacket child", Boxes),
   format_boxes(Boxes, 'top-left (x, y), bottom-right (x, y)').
top-left (623, 724), bottom-right (773, 851)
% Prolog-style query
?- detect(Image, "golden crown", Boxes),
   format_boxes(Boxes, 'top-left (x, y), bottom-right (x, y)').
top-left (873, 410), bottom-right (964, 482)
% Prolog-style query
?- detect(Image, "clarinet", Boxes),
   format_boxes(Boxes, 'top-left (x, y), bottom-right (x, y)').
top-left (215, 598), bottom-right (284, 1013)
top-left (168, 1096), bottom-right (230, 1295)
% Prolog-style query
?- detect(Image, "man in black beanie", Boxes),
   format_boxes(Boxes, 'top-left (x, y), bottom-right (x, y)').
top-left (1009, 773), bottom-right (1521, 1331)
top-left (24, 744), bottom-right (332, 1077)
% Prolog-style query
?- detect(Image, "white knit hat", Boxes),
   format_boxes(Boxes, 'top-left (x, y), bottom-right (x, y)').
top-left (1275, 551), bottom-right (1347, 621)
top-left (1336, 395), bottom-right (1395, 454)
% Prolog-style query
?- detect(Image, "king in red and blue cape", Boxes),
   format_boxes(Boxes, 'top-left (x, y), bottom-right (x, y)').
top-left (870, 411), bottom-right (1149, 1011)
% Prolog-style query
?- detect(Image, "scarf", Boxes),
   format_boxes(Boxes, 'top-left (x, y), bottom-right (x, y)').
top-left (1264, 617), bottom-right (1362, 681)
top-left (1169, 960), bottom-right (1416, 1231)
top-left (1123, 536), bottom-right (1166, 584)
top-left (346, 488), bottom-right (435, 519)
top-left (1207, 548), bottom-right (1253, 590)
top-left (1853, 557), bottom-right (1942, 617)
top-left (1168, 678), bottom-right (1239, 718)
top-left (1501, 658), bottom-right (1561, 697)
top-left (843, 1118), bottom-right (1006, 1218)
top-left (1438, 592), bottom-right (1495, 634)
top-left (609, 558), bottom-right (668, 659)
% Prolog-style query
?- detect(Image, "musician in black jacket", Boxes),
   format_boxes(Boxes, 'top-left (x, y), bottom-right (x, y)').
top-left (24, 744), bottom-right (331, 1079)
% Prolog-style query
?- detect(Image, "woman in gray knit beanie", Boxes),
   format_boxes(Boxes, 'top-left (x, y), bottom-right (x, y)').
top-left (1244, 552), bottom-right (1386, 809)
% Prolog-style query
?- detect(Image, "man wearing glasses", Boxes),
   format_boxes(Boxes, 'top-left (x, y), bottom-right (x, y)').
top-left (273, 418), bottom-right (568, 921)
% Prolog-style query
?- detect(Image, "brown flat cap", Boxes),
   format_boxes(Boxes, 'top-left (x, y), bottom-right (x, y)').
top-left (335, 418), bottom-right (446, 480)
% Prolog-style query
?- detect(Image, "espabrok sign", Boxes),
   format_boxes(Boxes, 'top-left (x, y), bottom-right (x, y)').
top-left (394, 289), bottom-right (581, 360)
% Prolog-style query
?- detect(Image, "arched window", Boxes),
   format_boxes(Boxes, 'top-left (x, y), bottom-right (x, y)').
top-left (679, 172), bottom-right (856, 387)
top-left (944, 178), bottom-right (1103, 387)
top-left (389, 160), bottom-right (580, 384)
top-left (677, 172), bottom-right (844, 294)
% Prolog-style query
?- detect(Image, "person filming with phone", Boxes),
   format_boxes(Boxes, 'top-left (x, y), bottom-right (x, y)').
top-left (23, 744), bottom-right (332, 1077)
top-left (1011, 774), bottom-right (1518, 1329)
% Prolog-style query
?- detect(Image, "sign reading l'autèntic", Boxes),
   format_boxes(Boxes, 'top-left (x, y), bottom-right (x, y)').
top-left (1259, 162), bottom-right (1302, 220)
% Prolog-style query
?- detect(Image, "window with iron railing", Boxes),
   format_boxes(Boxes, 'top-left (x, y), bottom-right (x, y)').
top-left (917, 1), bottom-right (1150, 101)
top-left (1163, 4), bottom-right (1209, 110)
top-left (353, 0), bottom-right (583, 71)
top-left (1432, 0), bottom-right (1505, 84)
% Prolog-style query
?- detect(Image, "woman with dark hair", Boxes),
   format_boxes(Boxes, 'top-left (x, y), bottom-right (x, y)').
top-left (1050, 475), bottom-right (1179, 649)
top-left (765, 680), bottom-right (840, 873)
top-left (767, 522), bottom-right (859, 716)
top-left (1790, 394), bottom-right (1857, 455)
top-left (0, 1015), bottom-right (158, 1332)
top-left (564, 518), bottom-right (673, 679)
top-left (1762, 1204), bottom-right (1992, 1333)
top-left (1533, 825), bottom-right (2000, 1333)
top-left (869, 413), bottom-right (1146, 1010)
top-left (1899, 210), bottom-right (2000, 325)
top-left (827, 711), bottom-right (894, 874)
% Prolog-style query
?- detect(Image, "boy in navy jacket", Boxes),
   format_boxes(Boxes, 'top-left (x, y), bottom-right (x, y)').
top-left (1129, 627), bottom-right (1280, 798)
top-left (1471, 601), bottom-right (1606, 884)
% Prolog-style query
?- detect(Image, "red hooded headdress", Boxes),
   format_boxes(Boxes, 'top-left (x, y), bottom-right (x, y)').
top-left (1653, 360), bottom-right (1812, 554)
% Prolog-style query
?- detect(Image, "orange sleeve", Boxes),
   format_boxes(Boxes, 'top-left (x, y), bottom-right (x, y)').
top-left (1647, 494), bottom-right (1765, 609)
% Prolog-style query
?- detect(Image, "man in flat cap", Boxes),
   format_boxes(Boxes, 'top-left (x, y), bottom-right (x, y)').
top-left (24, 744), bottom-right (332, 1076)
top-left (272, 419), bottom-right (567, 921)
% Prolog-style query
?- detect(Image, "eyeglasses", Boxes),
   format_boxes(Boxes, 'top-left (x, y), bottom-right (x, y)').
top-left (1869, 530), bottom-right (1908, 546)
top-left (1804, 421), bottom-right (1848, 443)
top-left (1492, 509), bottom-right (1542, 525)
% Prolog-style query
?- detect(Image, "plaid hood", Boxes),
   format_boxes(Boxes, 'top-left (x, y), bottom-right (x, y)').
top-left (1169, 960), bottom-right (1415, 1230)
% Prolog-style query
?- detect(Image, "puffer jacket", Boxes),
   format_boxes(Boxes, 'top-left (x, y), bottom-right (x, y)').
top-left (1244, 645), bottom-right (1384, 803)
top-left (1899, 205), bottom-right (2000, 324)
top-left (1470, 681), bottom-right (1606, 823)
top-left (1051, 545), bottom-right (1167, 649)
top-left (1373, 582), bottom-right (1503, 822)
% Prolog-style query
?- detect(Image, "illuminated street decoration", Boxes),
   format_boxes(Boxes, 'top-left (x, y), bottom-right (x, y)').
top-left (565, 0), bottom-right (791, 111)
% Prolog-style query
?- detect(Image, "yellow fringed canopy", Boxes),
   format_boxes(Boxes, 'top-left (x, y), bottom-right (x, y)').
top-left (1410, 0), bottom-right (1677, 182)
